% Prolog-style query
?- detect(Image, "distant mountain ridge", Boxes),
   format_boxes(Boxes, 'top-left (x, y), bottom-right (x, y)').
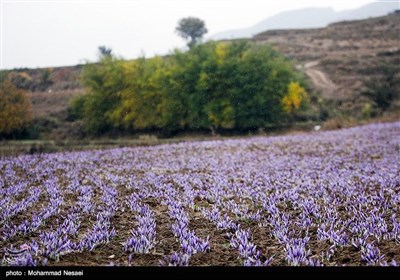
top-left (210, 1), bottom-right (399, 40)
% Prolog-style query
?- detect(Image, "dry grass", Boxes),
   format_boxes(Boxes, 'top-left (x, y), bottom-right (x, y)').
top-left (322, 111), bottom-right (400, 131)
top-left (29, 89), bottom-right (84, 119)
top-left (253, 14), bottom-right (400, 102)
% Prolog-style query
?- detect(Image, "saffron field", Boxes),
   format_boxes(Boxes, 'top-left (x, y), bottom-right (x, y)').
top-left (1, 122), bottom-right (399, 266)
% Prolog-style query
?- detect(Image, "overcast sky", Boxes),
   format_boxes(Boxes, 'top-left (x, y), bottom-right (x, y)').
top-left (0, 0), bottom-right (387, 69)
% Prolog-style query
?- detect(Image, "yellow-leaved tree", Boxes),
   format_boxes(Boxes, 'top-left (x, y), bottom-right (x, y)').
top-left (0, 79), bottom-right (32, 136)
top-left (282, 82), bottom-right (308, 115)
top-left (215, 42), bottom-right (228, 65)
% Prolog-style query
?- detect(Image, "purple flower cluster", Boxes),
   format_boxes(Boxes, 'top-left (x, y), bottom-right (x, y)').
top-left (78, 217), bottom-right (116, 251)
top-left (317, 224), bottom-right (348, 246)
top-left (159, 252), bottom-right (190, 266)
top-left (230, 228), bottom-right (265, 266)
top-left (284, 237), bottom-right (311, 266)
top-left (40, 232), bottom-right (71, 260)
top-left (124, 194), bottom-right (156, 254)
top-left (391, 214), bottom-right (400, 242)
top-left (201, 206), bottom-right (236, 230)
top-left (361, 242), bottom-right (385, 265)
top-left (76, 185), bottom-right (94, 213)
top-left (168, 202), bottom-right (209, 256)
top-left (1, 186), bottom-right (41, 222)
top-left (2, 178), bottom-right (63, 241)
top-left (74, 180), bottom-right (117, 252)
top-left (36, 214), bottom-right (79, 261)
top-left (0, 121), bottom-right (399, 266)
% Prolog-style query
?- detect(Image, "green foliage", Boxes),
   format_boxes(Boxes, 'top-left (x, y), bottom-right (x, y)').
top-left (110, 56), bottom-right (169, 130)
top-left (74, 55), bottom-right (126, 134)
top-left (176, 17), bottom-right (208, 48)
top-left (165, 41), bottom-right (306, 130)
top-left (362, 65), bottom-right (400, 112)
top-left (70, 41), bottom-right (308, 135)
top-left (68, 94), bottom-right (87, 121)
top-left (98, 46), bottom-right (112, 57)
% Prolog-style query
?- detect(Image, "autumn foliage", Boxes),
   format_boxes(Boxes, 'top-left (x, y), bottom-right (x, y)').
top-left (71, 41), bottom-right (309, 135)
top-left (0, 78), bottom-right (33, 136)
top-left (282, 82), bottom-right (309, 115)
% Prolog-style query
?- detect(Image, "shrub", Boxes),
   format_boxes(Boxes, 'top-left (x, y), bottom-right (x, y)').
top-left (362, 65), bottom-right (400, 112)
top-left (0, 78), bottom-right (33, 137)
top-left (282, 82), bottom-right (309, 115)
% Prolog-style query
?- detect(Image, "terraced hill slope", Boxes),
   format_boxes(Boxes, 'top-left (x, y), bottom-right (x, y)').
top-left (252, 13), bottom-right (400, 101)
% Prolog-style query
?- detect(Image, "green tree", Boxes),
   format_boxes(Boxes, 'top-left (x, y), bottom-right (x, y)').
top-left (71, 40), bottom-right (308, 135)
top-left (176, 17), bottom-right (208, 48)
top-left (165, 44), bottom-right (213, 130)
top-left (167, 41), bottom-right (305, 131)
top-left (76, 54), bottom-right (125, 134)
top-left (98, 46), bottom-right (112, 57)
top-left (110, 56), bottom-right (169, 131)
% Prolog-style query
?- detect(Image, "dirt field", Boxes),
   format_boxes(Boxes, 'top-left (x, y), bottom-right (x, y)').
top-left (1, 122), bottom-right (399, 266)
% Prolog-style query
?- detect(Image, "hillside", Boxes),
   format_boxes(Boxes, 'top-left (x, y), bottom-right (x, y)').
top-left (251, 13), bottom-right (400, 104)
top-left (3, 13), bottom-right (399, 140)
top-left (211, 1), bottom-right (399, 40)
top-left (4, 65), bottom-right (83, 120)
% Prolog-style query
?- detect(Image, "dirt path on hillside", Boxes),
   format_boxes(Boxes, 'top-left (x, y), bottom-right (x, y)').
top-left (304, 60), bottom-right (337, 98)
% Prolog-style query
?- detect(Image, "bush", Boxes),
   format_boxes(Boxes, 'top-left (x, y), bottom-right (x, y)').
top-left (282, 82), bottom-right (309, 116)
top-left (67, 94), bottom-right (87, 121)
top-left (8, 69), bottom-right (54, 92)
top-left (362, 65), bottom-right (400, 112)
top-left (0, 77), bottom-right (33, 138)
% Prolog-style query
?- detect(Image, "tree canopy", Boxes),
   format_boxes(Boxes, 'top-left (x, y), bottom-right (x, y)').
top-left (0, 77), bottom-right (32, 137)
top-left (176, 17), bottom-right (208, 48)
top-left (98, 46), bottom-right (112, 57)
top-left (71, 41), bottom-right (309, 135)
